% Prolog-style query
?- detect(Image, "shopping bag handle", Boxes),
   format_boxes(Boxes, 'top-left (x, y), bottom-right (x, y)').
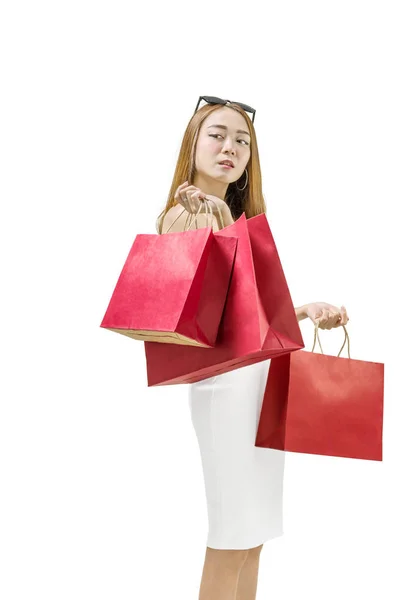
top-left (186, 197), bottom-right (225, 231)
top-left (165, 198), bottom-right (225, 233)
top-left (201, 197), bottom-right (226, 231)
top-left (311, 322), bottom-right (351, 359)
top-left (165, 200), bottom-right (207, 233)
top-left (185, 197), bottom-right (213, 230)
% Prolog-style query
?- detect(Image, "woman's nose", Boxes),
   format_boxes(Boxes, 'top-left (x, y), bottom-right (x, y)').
top-left (222, 138), bottom-right (235, 153)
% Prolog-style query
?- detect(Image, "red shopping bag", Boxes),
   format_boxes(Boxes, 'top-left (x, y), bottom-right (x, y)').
top-left (144, 212), bottom-right (304, 385)
top-left (100, 225), bottom-right (237, 347)
top-left (255, 325), bottom-right (385, 461)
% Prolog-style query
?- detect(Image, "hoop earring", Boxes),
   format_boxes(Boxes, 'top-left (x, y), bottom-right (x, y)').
top-left (236, 168), bottom-right (248, 191)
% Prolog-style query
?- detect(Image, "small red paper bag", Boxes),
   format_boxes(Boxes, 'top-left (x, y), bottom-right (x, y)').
top-left (255, 325), bottom-right (385, 461)
top-left (100, 226), bottom-right (237, 347)
top-left (144, 212), bottom-right (304, 385)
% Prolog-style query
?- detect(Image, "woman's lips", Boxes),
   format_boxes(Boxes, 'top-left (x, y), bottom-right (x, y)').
top-left (218, 163), bottom-right (234, 169)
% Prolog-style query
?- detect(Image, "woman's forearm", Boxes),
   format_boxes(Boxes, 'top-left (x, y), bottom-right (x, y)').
top-left (295, 305), bottom-right (308, 322)
top-left (220, 204), bottom-right (235, 228)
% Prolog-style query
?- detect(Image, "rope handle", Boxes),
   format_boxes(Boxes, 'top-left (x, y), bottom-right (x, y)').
top-left (164, 197), bottom-right (225, 233)
top-left (311, 323), bottom-right (351, 358)
top-left (201, 197), bottom-right (225, 231)
top-left (185, 197), bottom-right (213, 230)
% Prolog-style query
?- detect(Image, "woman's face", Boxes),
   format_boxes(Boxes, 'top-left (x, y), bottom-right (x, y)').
top-left (194, 107), bottom-right (251, 184)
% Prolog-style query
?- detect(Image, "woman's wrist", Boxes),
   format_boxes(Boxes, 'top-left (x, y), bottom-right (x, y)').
top-left (295, 305), bottom-right (308, 322)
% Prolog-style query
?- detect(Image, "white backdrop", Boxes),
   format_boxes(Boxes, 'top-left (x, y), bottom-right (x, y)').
top-left (1, 1), bottom-right (399, 598)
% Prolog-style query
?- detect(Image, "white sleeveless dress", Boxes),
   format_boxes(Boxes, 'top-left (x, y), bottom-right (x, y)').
top-left (188, 358), bottom-right (286, 550)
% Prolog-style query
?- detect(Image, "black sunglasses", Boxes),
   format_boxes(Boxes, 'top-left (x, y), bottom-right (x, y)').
top-left (194, 96), bottom-right (256, 123)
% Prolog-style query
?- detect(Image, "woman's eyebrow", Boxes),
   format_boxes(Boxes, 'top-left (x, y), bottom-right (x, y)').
top-left (207, 124), bottom-right (251, 137)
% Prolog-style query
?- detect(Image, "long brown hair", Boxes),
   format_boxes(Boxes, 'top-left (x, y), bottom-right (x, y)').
top-left (155, 102), bottom-right (267, 234)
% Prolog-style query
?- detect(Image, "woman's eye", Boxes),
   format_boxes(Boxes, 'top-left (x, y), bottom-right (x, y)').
top-left (209, 134), bottom-right (249, 146)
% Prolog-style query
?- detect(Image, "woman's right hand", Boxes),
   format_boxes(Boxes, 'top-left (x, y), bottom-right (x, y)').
top-left (175, 181), bottom-right (210, 214)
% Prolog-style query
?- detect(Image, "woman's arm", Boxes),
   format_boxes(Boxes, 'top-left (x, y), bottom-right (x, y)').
top-left (218, 204), bottom-right (235, 228)
top-left (294, 305), bottom-right (308, 322)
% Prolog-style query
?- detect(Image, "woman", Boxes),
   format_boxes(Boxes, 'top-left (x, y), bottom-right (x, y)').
top-left (157, 97), bottom-right (349, 600)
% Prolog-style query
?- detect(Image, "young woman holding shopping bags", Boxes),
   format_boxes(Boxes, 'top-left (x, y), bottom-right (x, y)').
top-left (157, 96), bottom-right (349, 600)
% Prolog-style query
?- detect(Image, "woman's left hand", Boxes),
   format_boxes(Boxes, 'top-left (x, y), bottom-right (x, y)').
top-left (305, 302), bottom-right (350, 330)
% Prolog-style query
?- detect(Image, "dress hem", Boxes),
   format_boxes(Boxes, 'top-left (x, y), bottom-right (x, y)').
top-left (206, 528), bottom-right (284, 551)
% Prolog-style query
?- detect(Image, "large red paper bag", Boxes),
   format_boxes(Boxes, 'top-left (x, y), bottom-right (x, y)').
top-left (255, 325), bottom-right (385, 461)
top-left (100, 225), bottom-right (237, 347)
top-left (144, 212), bottom-right (304, 385)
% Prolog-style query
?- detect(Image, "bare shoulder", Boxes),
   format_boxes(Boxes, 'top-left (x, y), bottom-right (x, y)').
top-left (160, 204), bottom-right (186, 234)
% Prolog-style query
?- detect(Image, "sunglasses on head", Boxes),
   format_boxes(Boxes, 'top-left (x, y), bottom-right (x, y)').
top-left (194, 96), bottom-right (256, 123)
